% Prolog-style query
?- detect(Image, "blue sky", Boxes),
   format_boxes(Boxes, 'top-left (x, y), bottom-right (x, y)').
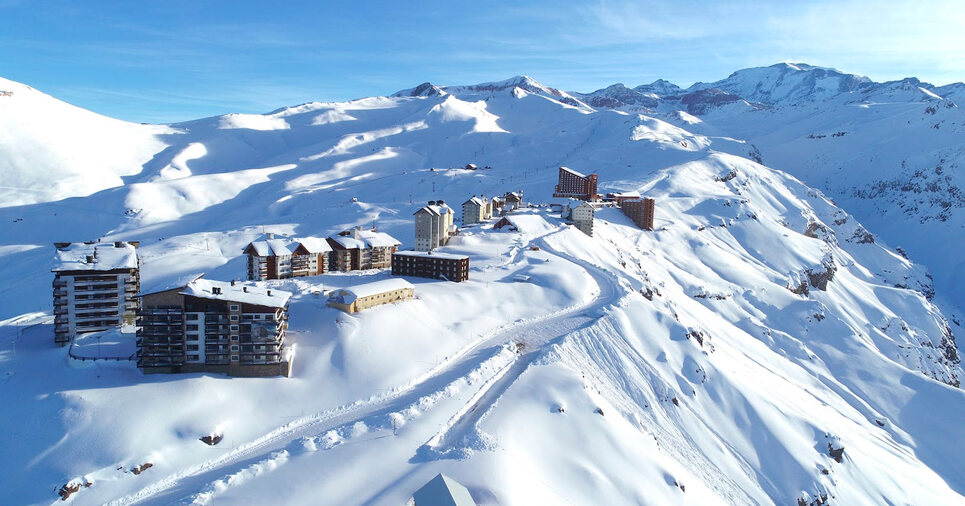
top-left (1, 0), bottom-right (962, 123)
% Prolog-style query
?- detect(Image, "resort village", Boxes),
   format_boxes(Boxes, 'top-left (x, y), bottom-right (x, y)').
top-left (51, 167), bottom-right (656, 378)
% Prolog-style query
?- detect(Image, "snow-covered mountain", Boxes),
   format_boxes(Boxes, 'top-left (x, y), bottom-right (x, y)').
top-left (0, 68), bottom-right (963, 505)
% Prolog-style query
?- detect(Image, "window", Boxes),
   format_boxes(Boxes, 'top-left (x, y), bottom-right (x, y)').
top-left (230, 314), bottom-right (239, 321)
top-left (230, 325), bottom-right (239, 331)
top-left (186, 324), bottom-right (199, 331)
top-left (230, 345), bottom-right (239, 351)
top-left (185, 313), bottom-right (199, 320)
top-left (229, 304), bottom-right (240, 311)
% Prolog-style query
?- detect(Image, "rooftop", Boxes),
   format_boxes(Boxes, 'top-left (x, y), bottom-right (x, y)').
top-left (52, 241), bottom-right (138, 272)
top-left (560, 166), bottom-right (587, 178)
top-left (394, 250), bottom-right (468, 260)
top-left (181, 279), bottom-right (292, 307)
top-left (330, 278), bottom-right (414, 304)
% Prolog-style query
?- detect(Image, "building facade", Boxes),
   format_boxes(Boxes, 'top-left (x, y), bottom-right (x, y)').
top-left (503, 191), bottom-right (524, 211)
top-left (392, 251), bottom-right (469, 282)
top-left (553, 166), bottom-right (599, 200)
top-left (244, 235), bottom-right (332, 281)
top-left (622, 198), bottom-right (656, 230)
top-left (572, 201), bottom-right (595, 236)
top-left (327, 227), bottom-right (401, 271)
top-left (461, 196), bottom-right (490, 226)
top-left (414, 201), bottom-right (456, 251)
top-left (52, 241), bottom-right (140, 346)
top-left (327, 278), bottom-right (415, 313)
top-left (137, 277), bottom-right (292, 377)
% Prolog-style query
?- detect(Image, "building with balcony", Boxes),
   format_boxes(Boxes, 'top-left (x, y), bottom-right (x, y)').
top-left (327, 278), bottom-right (415, 313)
top-left (414, 201), bottom-right (456, 251)
top-left (243, 235), bottom-right (332, 281)
top-left (553, 166), bottom-right (598, 200)
top-left (137, 276), bottom-right (293, 377)
top-left (326, 227), bottom-right (401, 271)
top-left (51, 241), bottom-right (140, 346)
top-left (392, 250), bottom-right (469, 282)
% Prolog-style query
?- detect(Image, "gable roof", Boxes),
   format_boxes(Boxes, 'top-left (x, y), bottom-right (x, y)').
top-left (295, 237), bottom-right (333, 254)
top-left (356, 230), bottom-right (402, 248)
top-left (412, 473), bottom-right (477, 506)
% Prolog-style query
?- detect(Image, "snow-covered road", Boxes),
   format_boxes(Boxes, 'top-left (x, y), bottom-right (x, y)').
top-left (111, 229), bottom-right (626, 505)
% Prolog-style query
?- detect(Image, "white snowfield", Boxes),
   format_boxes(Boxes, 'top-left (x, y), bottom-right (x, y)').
top-left (0, 68), bottom-right (962, 505)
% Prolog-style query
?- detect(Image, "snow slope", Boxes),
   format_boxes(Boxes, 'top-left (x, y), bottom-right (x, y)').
top-left (0, 77), bottom-right (172, 207)
top-left (0, 71), bottom-right (962, 505)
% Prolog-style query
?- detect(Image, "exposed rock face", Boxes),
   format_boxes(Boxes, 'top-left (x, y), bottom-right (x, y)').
top-left (679, 88), bottom-right (744, 115)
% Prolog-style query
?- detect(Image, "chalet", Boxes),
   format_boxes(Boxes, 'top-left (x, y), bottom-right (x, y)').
top-left (392, 250), bottom-right (469, 282)
top-left (621, 198), bottom-right (656, 230)
top-left (503, 191), bottom-right (524, 211)
top-left (52, 241), bottom-right (140, 346)
top-left (553, 166), bottom-right (599, 200)
top-left (414, 201), bottom-right (456, 251)
top-left (327, 227), bottom-right (401, 271)
top-left (461, 196), bottom-right (489, 226)
top-left (244, 235), bottom-right (333, 281)
top-left (327, 278), bottom-right (415, 313)
top-left (493, 216), bottom-right (519, 231)
top-left (137, 276), bottom-right (292, 377)
top-left (413, 473), bottom-right (477, 506)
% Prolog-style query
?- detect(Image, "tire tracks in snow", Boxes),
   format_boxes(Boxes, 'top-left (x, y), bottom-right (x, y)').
top-left (109, 228), bottom-right (624, 505)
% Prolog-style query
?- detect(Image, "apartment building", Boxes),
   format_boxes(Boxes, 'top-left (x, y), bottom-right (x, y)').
top-left (414, 201), bottom-right (456, 251)
top-left (572, 201), bottom-right (596, 236)
top-left (52, 241), bottom-right (140, 346)
top-left (621, 198), bottom-right (656, 230)
top-left (392, 250), bottom-right (469, 282)
top-left (553, 166), bottom-right (599, 200)
top-left (243, 235), bottom-right (332, 281)
top-left (326, 227), bottom-right (401, 271)
top-left (461, 196), bottom-right (489, 226)
top-left (137, 277), bottom-right (292, 377)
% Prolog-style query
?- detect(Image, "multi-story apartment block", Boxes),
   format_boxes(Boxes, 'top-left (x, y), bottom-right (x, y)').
top-left (571, 201), bottom-right (596, 236)
top-left (392, 250), bottom-right (469, 282)
top-left (553, 166), bottom-right (599, 200)
top-left (414, 201), bottom-right (456, 251)
top-left (137, 277), bottom-right (292, 377)
top-left (461, 196), bottom-right (489, 226)
top-left (326, 227), bottom-right (401, 271)
top-left (243, 235), bottom-right (332, 281)
top-left (621, 198), bottom-right (656, 230)
top-left (52, 241), bottom-right (140, 346)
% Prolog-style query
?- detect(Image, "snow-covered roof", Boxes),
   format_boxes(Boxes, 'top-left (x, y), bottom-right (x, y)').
top-left (296, 237), bottom-right (333, 253)
top-left (266, 239), bottom-right (293, 256)
top-left (394, 250), bottom-right (468, 260)
top-left (330, 278), bottom-right (413, 304)
top-left (611, 191), bottom-right (641, 198)
top-left (181, 279), bottom-right (291, 308)
top-left (356, 230), bottom-right (401, 248)
top-left (463, 196), bottom-right (486, 206)
top-left (412, 473), bottom-right (477, 506)
top-left (560, 166), bottom-right (587, 178)
top-left (328, 235), bottom-right (367, 249)
top-left (52, 242), bottom-right (138, 272)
